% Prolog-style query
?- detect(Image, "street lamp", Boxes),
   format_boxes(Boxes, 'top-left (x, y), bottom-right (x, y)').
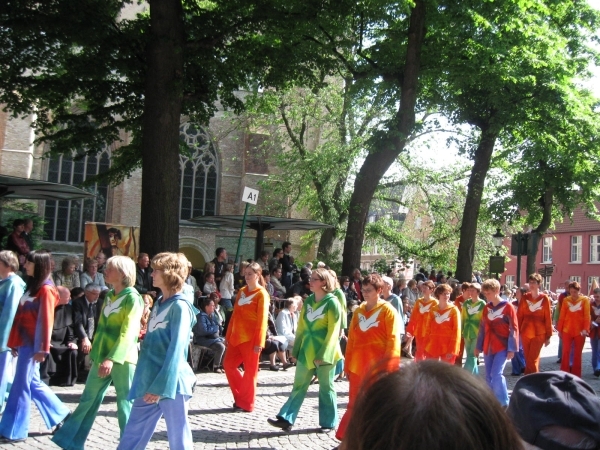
top-left (489, 228), bottom-right (505, 280)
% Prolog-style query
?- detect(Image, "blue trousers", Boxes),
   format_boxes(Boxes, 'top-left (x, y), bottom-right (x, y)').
top-left (0, 351), bottom-right (14, 414)
top-left (483, 350), bottom-right (509, 407)
top-left (277, 361), bottom-right (337, 428)
top-left (117, 394), bottom-right (192, 450)
top-left (591, 335), bottom-right (600, 372)
top-left (511, 348), bottom-right (525, 375)
top-left (0, 345), bottom-right (69, 440)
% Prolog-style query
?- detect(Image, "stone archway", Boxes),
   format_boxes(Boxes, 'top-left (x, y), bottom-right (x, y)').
top-left (178, 236), bottom-right (211, 270)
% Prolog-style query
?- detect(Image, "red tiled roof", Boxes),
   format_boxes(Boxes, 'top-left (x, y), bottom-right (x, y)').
top-left (553, 206), bottom-right (600, 233)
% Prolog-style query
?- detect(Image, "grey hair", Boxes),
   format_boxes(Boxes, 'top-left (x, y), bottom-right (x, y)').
top-left (85, 283), bottom-right (102, 293)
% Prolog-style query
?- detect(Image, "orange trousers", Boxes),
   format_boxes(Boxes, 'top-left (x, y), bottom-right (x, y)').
top-left (223, 341), bottom-right (260, 412)
top-left (454, 338), bottom-right (464, 367)
top-left (335, 371), bottom-right (360, 441)
top-left (522, 334), bottom-right (545, 374)
top-left (415, 337), bottom-right (428, 362)
top-left (560, 334), bottom-right (585, 378)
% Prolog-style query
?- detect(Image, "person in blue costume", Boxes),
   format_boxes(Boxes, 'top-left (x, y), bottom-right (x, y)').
top-left (118, 252), bottom-right (199, 450)
top-left (0, 251), bottom-right (27, 414)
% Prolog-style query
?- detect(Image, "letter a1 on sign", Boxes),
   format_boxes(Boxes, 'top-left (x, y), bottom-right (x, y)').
top-left (242, 186), bottom-right (259, 205)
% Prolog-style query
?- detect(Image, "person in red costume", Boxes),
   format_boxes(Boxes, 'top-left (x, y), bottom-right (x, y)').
top-left (425, 284), bottom-right (461, 364)
top-left (557, 281), bottom-right (590, 377)
top-left (405, 280), bottom-right (437, 361)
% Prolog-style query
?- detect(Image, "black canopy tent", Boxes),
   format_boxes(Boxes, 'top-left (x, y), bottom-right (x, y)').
top-left (0, 174), bottom-right (95, 201)
top-left (187, 215), bottom-right (333, 260)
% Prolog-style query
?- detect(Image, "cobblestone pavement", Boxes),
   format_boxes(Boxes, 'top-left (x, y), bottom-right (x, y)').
top-left (3, 334), bottom-right (599, 449)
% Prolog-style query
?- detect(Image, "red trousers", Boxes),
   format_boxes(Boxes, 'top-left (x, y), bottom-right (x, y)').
top-left (415, 337), bottom-right (428, 362)
top-left (425, 352), bottom-right (456, 364)
top-left (522, 334), bottom-right (545, 374)
top-left (560, 334), bottom-right (585, 377)
top-left (223, 341), bottom-right (260, 412)
top-left (454, 338), bottom-right (465, 366)
top-left (335, 371), bottom-right (360, 441)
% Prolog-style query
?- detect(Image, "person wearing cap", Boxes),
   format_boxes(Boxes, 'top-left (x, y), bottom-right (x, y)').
top-left (589, 288), bottom-right (600, 377)
top-left (461, 282), bottom-right (486, 374)
top-left (424, 284), bottom-right (461, 364)
top-left (475, 278), bottom-right (519, 407)
top-left (517, 273), bottom-right (552, 375)
top-left (405, 280), bottom-right (437, 361)
top-left (556, 281), bottom-right (590, 378)
top-left (335, 274), bottom-right (400, 441)
top-left (507, 371), bottom-right (600, 450)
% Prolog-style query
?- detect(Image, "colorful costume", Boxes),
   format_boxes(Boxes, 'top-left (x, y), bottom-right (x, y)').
top-left (0, 282), bottom-right (70, 440)
top-left (424, 303), bottom-right (461, 364)
top-left (590, 299), bottom-right (600, 374)
top-left (476, 300), bottom-right (518, 406)
top-left (118, 293), bottom-right (199, 450)
top-left (557, 295), bottom-right (590, 377)
top-left (223, 285), bottom-right (269, 412)
top-left (406, 297), bottom-right (438, 361)
top-left (453, 294), bottom-right (465, 366)
top-left (332, 287), bottom-right (348, 376)
top-left (460, 297), bottom-right (486, 374)
top-left (517, 292), bottom-right (552, 374)
top-left (336, 300), bottom-right (399, 440)
top-left (52, 287), bottom-right (144, 450)
top-left (276, 292), bottom-right (342, 428)
top-left (0, 274), bottom-right (26, 413)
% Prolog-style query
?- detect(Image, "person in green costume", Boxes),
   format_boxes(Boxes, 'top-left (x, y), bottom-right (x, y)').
top-left (267, 268), bottom-right (342, 432)
top-left (52, 256), bottom-right (144, 450)
top-left (461, 282), bottom-right (486, 375)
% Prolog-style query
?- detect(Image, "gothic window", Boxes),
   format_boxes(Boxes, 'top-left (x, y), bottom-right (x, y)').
top-left (44, 150), bottom-right (110, 242)
top-left (179, 123), bottom-right (218, 219)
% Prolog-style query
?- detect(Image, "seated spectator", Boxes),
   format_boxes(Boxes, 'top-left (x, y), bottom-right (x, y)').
top-left (72, 283), bottom-right (103, 378)
top-left (264, 312), bottom-right (291, 372)
top-left (257, 251), bottom-right (270, 271)
top-left (192, 297), bottom-right (225, 373)
top-left (288, 276), bottom-right (311, 299)
top-left (138, 294), bottom-right (154, 342)
top-left (202, 272), bottom-right (218, 296)
top-left (70, 287), bottom-right (85, 302)
top-left (507, 371), bottom-right (600, 450)
top-left (210, 292), bottom-right (227, 333)
top-left (5, 219), bottom-right (29, 271)
top-left (270, 267), bottom-right (287, 298)
top-left (276, 296), bottom-right (300, 348)
top-left (80, 257), bottom-right (106, 288)
top-left (341, 360), bottom-right (523, 450)
top-left (269, 248), bottom-right (283, 272)
top-left (263, 269), bottom-right (275, 297)
top-left (53, 256), bottom-right (80, 289)
top-left (234, 261), bottom-right (249, 290)
top-left (41, 286), bottom-right (78, 386)
top-left (340, 276), bottom-right (358, 303)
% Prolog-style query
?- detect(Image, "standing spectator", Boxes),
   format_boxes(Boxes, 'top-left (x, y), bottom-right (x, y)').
top-left (53, 256), bottom-right (81, 289)
top-left (336, 274), bottom-right (400, 441)
top-left (95, 251), bottom-right (107, 275)
top-left (340, 276), bottom-right (358, 303)
top-left (223, 262), bottom-right (269, 412)
top-left (402, 279), bottom-right (419, 308)
top-left (72, 284), bottom-right (104, 378)
top-left (415, 267), bottom-right (427, 282)
top-left (118, 253), bottom-right (198, 450)
top-left (52, 256), bottom-right (144, 450)
top-left (5, 219), bottom-right (29, 272)
top-left (475, 278), bottom-right (519, 407)
top-left (557, 281), bottom-right (590, 377)
top-left (351, 268), bottom-right (363, 302)
top-left (80, 258), bottom-right (106, 288)
top-left (0, 251), bottom-right (70, 443)
top-left (280, 242), bottom-right (293, 290)
top-left (212, 247), bottom-right (228, 286)
top-left (202, 272), bottom-right (218, 296)
top-left (382, 276), bottom-right (405, 338)
top-left (590, 288), bottom-right (600, 377)
top-left (269, 248), bottom-right (283, 272)
top-left (219, 264), bottom-right (235, 309)
top-left (21, 218), bottom-right (34, 251)
top-left (184, 262), bottom-right (199, 300)
top-left (461, 282), bottom-right (486, 375)
top-left (267, 269), bottom-right (342, 432)
top-left (517, 273), bottom-right (552, 374)
top-left (0, 250), bottom-right (26, 414)
top-left (134, 253), bottom-right (155, 298)
top-left (257, 251), bottom-right (270, 271)
top-left (270, 267), bottom-right (287, 298)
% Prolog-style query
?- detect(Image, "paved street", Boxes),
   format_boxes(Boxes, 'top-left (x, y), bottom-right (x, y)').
top-left (4, 334), bottom-right (600, 449)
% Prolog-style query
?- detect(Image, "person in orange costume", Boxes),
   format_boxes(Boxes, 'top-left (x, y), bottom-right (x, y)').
top-left (453, 282), bottom-right (469, 367)
top-left (223, 262), bottom-right (269, 412)
top-left (406, 280), bottom-right (437, 361)
top-left (425, 284), bottom-right (461, 364)
top-left (336, 273), bottom-right (400, 441)
top-left (517, 273), bottom-right (552, 374)
top-left (557, 281), bottom-right (590, 378)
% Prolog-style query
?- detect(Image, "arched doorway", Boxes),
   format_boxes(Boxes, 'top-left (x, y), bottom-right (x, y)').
top-left (179, 246), bottom-right (206, 270)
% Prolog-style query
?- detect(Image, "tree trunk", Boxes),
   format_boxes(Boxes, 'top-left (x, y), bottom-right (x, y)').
top-left (455, 126), bottom-right (499, 282)
top-left (139, 0), bottom-right (185, 257)
top-left (317, 227), bottom-right (337, 260)
top-left (526, 185), bottom-right (554, 277)
top-left (341, 0), bottom-right (426, 276)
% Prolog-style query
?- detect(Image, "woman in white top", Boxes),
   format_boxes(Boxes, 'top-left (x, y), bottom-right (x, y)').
top-left (275, 296), bottom-right (300, 347)
top-left (79, 258), bottom-right (106, 288)
top-left (219, 264), bottom-right (234, 310)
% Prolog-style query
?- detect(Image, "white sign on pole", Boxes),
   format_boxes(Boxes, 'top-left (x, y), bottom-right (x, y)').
top-left (242, 186), bottom-right (259, 205)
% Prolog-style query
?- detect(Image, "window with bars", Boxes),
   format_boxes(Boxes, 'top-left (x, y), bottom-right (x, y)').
top-left (569, 276), bottom-right (581, 284)
top-left (571, 236), bottom-right (582, 263)
top-left (505, 275), bottom-right (515, 289)
top-left (179, 123), bottom-right (218, 219)
top-left (590, 236), bottom-right (600, 263)
top-left (43, 151), bottom-right (110, 243)
top-left (542, 276), bottom-right (552, 291)
top-left (542, 237), bottom-right (553, 263)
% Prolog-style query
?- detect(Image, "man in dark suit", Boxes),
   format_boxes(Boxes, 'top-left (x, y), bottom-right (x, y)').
top-left (72, 283), bottom-right (103, 378)
top-left (134, 252), bottom-right (156, 297)
top-left (280, 241), bottom-right (293, 290)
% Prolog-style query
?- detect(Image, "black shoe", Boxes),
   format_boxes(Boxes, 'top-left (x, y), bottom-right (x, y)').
top-left (282, 363), bottom-right (293, 371)
top-left (267, 417), bottom-right (293, 431)
top-left (269, 365), bottom-right (280, 372)
top-left (594, 370), bottom-right (600, 377)
top-left (52, 412), bottom-right (71, 435)
top-left (319, 427), bottom-right (334, 433)
top-left (0, 436), bottom-right (27, 443)
top-left (556, 359), bottom-right (561, 364)
top-left (232, 402), bottom-right (246, 412)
